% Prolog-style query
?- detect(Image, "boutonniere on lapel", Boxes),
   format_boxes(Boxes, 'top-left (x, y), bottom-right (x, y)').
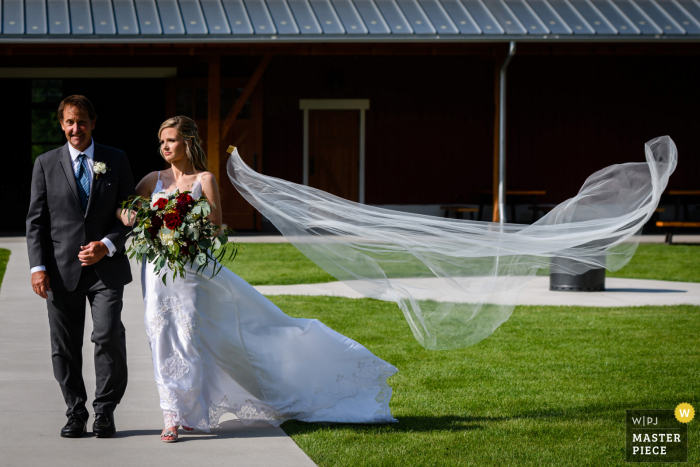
top-left (93, 161), bottom-right (110, 179)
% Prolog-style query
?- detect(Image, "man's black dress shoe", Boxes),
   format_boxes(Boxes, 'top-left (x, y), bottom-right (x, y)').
top-left (93, 413), bottom-right (116, 438)
top-left (61, 413), bottom-right (88, 438)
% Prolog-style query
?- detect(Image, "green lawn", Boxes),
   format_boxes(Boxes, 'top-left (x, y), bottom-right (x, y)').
top-left (272, 295), bottom-right (699, 466)
top-left (222, 243), bottom-right (335, 285)
top-left (223, 243), bottom-right (700, 286)
top-left (0, 248), bottom-right (9, 289)
top-left (607, 244), bottom-right (700, 283)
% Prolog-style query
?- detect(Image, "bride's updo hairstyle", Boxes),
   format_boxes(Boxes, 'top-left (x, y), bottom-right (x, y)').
top-left (158, 116), bottom-right (208, 172)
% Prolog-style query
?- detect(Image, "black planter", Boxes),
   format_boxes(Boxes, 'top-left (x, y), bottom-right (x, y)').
top-left (549, 257), bottom-right (606, 292)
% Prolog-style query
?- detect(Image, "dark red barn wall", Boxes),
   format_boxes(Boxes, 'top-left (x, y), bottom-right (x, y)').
top-left (262, 55), bottom-right (494, 205)
top-left (506, 55), bottom-right (700, 204)
top-left (262, 54), bottom-right (699, 208)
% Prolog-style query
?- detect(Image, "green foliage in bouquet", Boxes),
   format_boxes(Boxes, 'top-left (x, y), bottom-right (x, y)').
top-left (121, 190), bottom-right (237, 284)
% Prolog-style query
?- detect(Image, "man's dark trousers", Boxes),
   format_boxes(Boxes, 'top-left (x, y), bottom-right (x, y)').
top-left (47, 265), bottom-right (127, 418)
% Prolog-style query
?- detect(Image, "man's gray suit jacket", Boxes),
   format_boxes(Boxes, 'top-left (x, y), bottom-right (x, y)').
top-left (26, 142), bottom-right (136, 292)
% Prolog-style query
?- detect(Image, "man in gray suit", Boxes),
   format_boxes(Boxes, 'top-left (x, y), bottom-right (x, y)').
top-left (26, 95), bottom-right (136, 438)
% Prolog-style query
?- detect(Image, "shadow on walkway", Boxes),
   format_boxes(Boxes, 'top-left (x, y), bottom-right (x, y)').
top-left (113, 429), bottom-right (162, 439)
top-left (605, 288), bottom-right (686, 293)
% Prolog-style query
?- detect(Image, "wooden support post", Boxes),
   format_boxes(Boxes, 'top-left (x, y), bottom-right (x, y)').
top-left (208, 54), bottom-right (221, 181)
top-left (221, 54), bottom-right (273, 140)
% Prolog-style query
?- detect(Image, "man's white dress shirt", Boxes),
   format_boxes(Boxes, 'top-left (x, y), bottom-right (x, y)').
top-left (30, 140), bottom-right (117, 275)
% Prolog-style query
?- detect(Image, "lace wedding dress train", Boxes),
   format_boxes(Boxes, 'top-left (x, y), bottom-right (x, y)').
top-left (142, 177), bottom-right (397, 431)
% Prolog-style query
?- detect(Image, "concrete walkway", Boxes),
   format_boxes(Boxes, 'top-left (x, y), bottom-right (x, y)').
top-left (255, 277), bottom-right (700, 307)
top-left (0, 241), bottom-right (316, 467)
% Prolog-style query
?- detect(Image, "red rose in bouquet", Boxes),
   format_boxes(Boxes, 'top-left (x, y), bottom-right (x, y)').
top-left (180, 239), bottom-right (195, 256)
top-left (153, 198), bottom-right (168, 210)
top-left (176, 193), bottom-right (195, 213)
top-left (147, 213), bottom-right (164, 238)
top-left (151, 213), bottom-right (164, 228)
top-left (164, 211), bottom-right (183, 230)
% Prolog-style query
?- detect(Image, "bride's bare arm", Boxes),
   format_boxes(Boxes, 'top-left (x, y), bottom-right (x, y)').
top-left (115, 171), bottom-right (159, 226)
top-left (199, 172), bottom-right (224, 229)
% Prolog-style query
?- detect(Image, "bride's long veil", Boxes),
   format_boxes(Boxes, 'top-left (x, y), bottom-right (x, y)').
top-left (227, 137), bottom-right (677, 350)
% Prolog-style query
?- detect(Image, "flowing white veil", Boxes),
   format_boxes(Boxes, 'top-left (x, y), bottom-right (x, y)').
top-left (227, 136), bottom-right (677, 350)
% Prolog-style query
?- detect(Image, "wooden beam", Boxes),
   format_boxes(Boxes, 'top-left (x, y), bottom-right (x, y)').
top-left (220, 54), bottom-right (273, 140)
top-left (207, 53), bottom-right (221, 181)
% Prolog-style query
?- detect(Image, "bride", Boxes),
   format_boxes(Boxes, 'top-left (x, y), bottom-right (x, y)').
top-left (120, 116), bottom-right (397, 443)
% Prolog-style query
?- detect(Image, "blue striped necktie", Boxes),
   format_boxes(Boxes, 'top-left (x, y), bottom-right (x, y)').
top-left (76, 154), bottom-right (90, 211)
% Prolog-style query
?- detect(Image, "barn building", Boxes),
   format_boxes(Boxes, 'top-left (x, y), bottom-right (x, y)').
top-left (2, 0), bottom-right (699, 232)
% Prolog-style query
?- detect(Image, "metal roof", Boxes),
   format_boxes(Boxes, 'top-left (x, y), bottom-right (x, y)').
top-left (2, 0), bottom-right (700, 41)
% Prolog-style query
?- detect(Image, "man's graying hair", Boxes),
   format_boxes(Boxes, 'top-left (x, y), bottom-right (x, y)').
top-left (158, 116), bottom-right (208, 172)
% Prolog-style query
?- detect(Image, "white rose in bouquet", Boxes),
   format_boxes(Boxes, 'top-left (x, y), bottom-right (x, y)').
top-left (159, 228), bottom-right (176, 246)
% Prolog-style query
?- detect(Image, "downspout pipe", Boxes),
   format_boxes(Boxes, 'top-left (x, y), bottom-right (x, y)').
top-left (498, 41), bottom-right (516, 225)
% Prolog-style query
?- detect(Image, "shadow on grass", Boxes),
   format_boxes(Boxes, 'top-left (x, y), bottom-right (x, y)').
top-left (281, 412), bottom-right (562, 435)
top-left (282, 399), bottom-right (687, 436)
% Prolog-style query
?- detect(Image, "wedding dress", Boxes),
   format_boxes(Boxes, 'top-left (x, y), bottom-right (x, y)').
top-left (142, 173), bottom-right (397, 431)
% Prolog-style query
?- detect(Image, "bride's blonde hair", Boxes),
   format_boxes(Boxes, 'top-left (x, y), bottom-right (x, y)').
top-left (158, 116), bottom-right (208, 172)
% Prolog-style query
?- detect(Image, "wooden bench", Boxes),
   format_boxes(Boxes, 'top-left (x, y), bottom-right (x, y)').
top-left (440, 206), bottom-right (479, 220)
top-left (527, 204), bottom-right (556, 216)
top-left (655, 221), bottom-right (700, 244)
top-left (667, 190), bottom-right (700, 221)
top-left (476, 190), bottom-right (546, 223)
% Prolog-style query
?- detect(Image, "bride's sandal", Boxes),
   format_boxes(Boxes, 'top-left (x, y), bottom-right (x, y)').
top-left (182, 426), bottom-right (194, 432)
top-left (161, 429), bottom-right (178, 443)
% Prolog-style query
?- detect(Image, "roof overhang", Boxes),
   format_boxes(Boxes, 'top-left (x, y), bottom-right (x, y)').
top-left (2, 34), bottom-right (700, 44)
top-left (2, 0), bottom-right (700, 45)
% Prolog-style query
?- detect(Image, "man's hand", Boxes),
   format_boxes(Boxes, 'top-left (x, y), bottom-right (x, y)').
top-left (78, 241), bottom-right (108, 266)
top-left (31, 271), bottom-right (51, 299)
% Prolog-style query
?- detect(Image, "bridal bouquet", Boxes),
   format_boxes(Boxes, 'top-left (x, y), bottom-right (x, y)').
top-left (122, 191), bottom-right (237, 284)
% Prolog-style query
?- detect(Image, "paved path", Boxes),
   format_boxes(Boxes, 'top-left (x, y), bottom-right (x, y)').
top-left (636, 235), bottom-right (700, 244)
top-left (0, 241), bottom-right (316, 467)
top-left (230, 234), bottom-right (291, 243)
top-left (256, 277), bottom-right (700, 307)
